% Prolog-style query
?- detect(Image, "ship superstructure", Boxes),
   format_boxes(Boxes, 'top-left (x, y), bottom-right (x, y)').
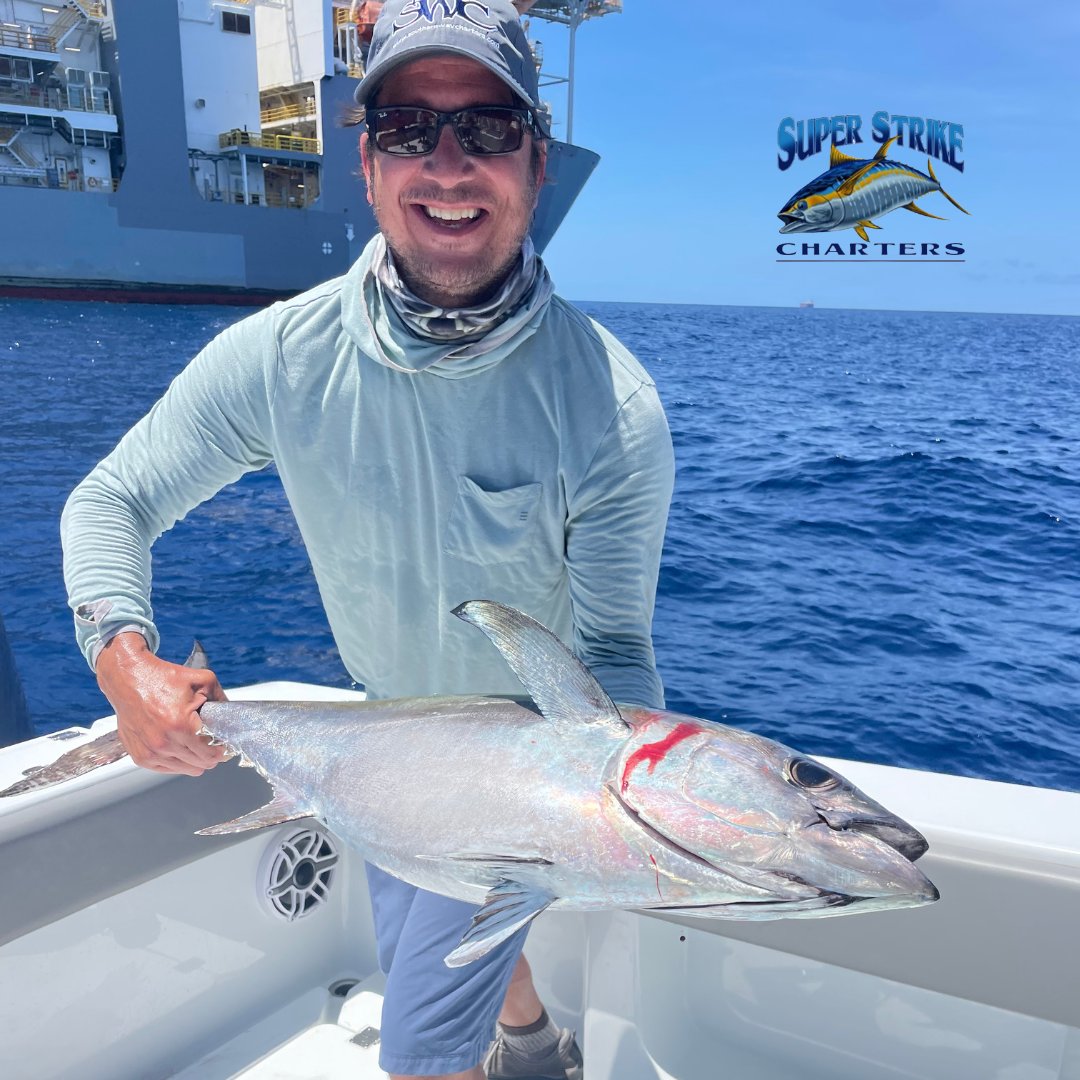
top-left (0, 0), bottom-right (618, 302)
top-left (0, 2), bottom-right (115, 194)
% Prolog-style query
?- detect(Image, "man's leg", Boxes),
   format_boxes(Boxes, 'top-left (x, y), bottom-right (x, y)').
top-left (485, 954), bottom-right (583, 1080)
top-left (499, 955), bottom-right (544, 1026)
top-left (367, 864), bottom-right (528, 1078)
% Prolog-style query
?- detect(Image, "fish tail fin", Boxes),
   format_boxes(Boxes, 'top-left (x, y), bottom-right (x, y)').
top-left (926, 159), bottom-right (970, 215)
top-left (185, 640), bottom-right (210, 669)
top-left (0, 730), bottom-right (128, 797)
top-left (0, 641), bottom-right (212, 799)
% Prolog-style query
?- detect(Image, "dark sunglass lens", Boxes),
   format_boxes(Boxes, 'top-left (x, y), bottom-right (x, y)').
top-left (373, 108), bottom-right (438, 155)
top-left (455, 108), bottom-right (525, 154)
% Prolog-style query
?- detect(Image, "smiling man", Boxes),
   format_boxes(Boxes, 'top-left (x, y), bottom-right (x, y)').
top-left (62, 2), bottom-right (673, 1079)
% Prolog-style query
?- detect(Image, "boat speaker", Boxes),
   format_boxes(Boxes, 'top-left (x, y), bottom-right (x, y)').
top-left (259, 827), bottom-right (339, 922)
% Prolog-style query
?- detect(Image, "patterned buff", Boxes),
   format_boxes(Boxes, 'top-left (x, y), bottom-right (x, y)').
top-left (361, 232), bottom-right (555, 378)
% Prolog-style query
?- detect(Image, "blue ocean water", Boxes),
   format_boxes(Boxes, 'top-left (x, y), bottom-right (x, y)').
top-left (2, 299), bottom-right (1078, 792)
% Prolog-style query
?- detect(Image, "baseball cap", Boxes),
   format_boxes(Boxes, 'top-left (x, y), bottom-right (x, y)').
top-left (353, 0), bottom-right (550, 136)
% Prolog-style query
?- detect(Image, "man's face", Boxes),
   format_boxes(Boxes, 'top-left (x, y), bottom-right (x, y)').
top-left (360, 55), bottom-right (546, 308)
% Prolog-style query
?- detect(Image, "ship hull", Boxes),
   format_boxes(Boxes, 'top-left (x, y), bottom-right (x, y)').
top-left (0, 0), bottom-right (598, 307)
top-left (0, 134), bottom-right (597, 305)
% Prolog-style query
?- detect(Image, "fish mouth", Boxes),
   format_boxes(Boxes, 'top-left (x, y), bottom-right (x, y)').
top-left (609, 783), bottom-right (937, 910)
top-left (836, 816), bottom-right (930, 862)
top-left (778, 216), bottom-right (809, 233)
top-left (798, 818), bottom-right (939, 905)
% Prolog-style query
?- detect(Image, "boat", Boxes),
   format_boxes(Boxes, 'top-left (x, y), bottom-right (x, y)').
top-left (0, 0), bottom-right (617, 304)
top-left (1, 678), bottom-right (1076, 1079)
top-left (798, 300), bottom-right (814, 308)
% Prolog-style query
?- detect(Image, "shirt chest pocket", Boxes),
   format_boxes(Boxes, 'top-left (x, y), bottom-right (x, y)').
top-left (443, 476), bottom-right (543, 565)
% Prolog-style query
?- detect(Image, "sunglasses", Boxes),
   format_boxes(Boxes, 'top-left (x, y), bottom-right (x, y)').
top-left (367, 105), bottom-right (536, 157)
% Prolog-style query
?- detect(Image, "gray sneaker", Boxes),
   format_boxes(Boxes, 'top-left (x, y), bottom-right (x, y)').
top-left (483, 1027), bottom-right (584, 1080)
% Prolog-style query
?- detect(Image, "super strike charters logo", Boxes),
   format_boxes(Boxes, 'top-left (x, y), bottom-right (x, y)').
top-left (775, 111), bottom-right (970, 260)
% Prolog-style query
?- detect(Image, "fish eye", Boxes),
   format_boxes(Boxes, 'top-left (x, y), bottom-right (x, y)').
top-left (787, 757), bottom-right (839, 790)
top-left (797, 200), bottom-right (808, 210)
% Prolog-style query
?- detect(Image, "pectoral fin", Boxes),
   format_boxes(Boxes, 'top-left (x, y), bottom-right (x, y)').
top-left (196, 788), bottom-right (314, 835)
top-left (837, 161), bottom-right (877, 197)
top-left (419, 850), bottom-right (555, 889)
top-left (444, 880), bottom-right (555, 968)
top-left (452, 601), bottom-right (629, 737)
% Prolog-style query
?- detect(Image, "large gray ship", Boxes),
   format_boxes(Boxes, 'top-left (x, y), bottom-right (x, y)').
top-left (0, 0), bottom-right (617, 303)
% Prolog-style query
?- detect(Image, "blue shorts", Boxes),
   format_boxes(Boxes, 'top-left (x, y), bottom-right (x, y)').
top-left (366, 862), bottom-right (530, 1076)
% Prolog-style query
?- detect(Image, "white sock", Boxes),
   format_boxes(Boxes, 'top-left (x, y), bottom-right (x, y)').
top-left (499, 1007), bottom-right (559, 1058)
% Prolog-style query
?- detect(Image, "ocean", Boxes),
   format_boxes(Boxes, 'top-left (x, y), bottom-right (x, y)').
top-left (2, 299), bottom-right (1078, 793)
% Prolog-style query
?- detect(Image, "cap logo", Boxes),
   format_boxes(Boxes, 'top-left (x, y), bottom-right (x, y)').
top-left (393, 0), bottom-right (497, 32)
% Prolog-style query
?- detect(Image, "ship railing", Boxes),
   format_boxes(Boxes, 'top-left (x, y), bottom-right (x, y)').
top-left (0, 22), bottom-right (54, 52)
top-left (0, 83), bottom-right (113, 115)
top-left (0, 145), bottom-right (47, 178)
top-left (259, 102), bottom-right (315, 125)
top-left (261, 189), bottom-right (314, 209)
top-left (70, 1), bottom-right (107, 21)
top-left (0, 162), bottom-right (48, 179)
top-left (219, 129), bottom-right (321, 155)
top-left (202, 186), bottom-right (314, 209)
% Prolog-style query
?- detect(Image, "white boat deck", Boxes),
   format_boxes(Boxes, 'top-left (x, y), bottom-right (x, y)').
top-left (1, 681), bottom-right (1078, 1079)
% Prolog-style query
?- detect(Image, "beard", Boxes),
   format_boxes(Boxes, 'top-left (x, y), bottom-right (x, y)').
top-left (369, 171), bottom-right (540, 310)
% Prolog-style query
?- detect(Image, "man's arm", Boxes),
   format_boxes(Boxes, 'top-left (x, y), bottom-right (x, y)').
top-left (565, 383), bottom-right (675, 710)
top-left (62, 311), bottom-right (279, 772)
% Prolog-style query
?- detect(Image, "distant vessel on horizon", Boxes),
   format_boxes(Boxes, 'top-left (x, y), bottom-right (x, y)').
top-left (0, 0), bottom-right (619, 304)
top-left (799, 300), bottom-right (815, 308)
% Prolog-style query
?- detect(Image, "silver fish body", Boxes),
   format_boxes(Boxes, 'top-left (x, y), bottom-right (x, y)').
top-left (2, 601), bottom-right (938, 965)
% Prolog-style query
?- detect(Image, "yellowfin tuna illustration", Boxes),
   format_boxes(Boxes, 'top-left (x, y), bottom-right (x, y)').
top-left (778, 137), bottom-right (970, 242)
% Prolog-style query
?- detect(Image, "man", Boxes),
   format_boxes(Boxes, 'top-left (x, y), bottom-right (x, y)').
top-left (62, 2), bottom-right (673, 1078)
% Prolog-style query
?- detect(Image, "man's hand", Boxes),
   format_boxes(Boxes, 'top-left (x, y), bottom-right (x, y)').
top-left (96, 632), bottom-right (229, 776)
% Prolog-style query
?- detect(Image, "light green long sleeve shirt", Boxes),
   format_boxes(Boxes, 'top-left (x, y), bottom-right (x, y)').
top-left (62, 246), bottom-right (675, 707)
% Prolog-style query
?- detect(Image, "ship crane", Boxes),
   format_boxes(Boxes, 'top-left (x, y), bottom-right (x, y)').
top-left (522, 0), bottom-right (622, 144)
top-left (337, 1), bottom-right (623, 145)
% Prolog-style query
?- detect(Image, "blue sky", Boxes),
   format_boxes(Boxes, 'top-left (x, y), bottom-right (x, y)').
top-left (534, 1), bottom-right (1078, 315)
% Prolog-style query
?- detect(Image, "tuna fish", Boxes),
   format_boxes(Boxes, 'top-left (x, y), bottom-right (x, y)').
top-left (0, 601), bottom-right (938, 965)
top-left (778, 136), bottom-right (970, 241)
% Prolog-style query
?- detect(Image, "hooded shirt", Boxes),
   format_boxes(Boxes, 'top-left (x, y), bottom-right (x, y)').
top-left (62, 238), bottom-right (675, 707)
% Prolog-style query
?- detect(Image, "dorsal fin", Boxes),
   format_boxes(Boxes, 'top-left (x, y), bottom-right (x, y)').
top-left (452, 601), bottom-right (629, 738)
top-left (829, 144), bottom-right (861, 167)
top-left (874, 134), bottom-right (900, 160)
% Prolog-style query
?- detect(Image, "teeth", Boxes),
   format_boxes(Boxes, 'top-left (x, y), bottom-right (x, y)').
top-left (423, 206), bottom-right (480, 221)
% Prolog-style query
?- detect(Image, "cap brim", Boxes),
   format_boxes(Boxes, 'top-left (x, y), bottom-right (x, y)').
top-left (353, 46), bottom-right (551, 138)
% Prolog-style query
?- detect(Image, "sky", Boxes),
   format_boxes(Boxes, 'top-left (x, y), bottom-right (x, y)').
top-left (533, 0), bottom-right (1079, 315)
